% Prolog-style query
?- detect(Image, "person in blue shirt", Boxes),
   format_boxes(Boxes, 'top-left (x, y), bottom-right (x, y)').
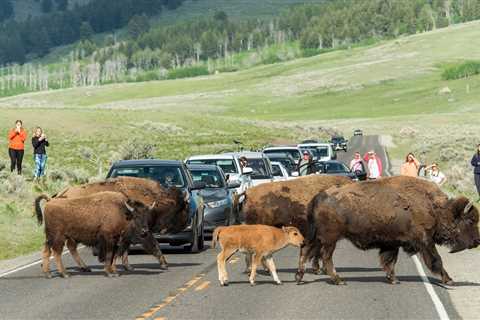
top-left (471, 144), bottom-right (480, 202)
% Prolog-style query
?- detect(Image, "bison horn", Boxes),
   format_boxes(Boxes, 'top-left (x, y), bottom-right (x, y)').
top-left (149, 201), bottom-right (156, 210)
top-left (124, 201), bottom-right (135, 213)
top-left (464, 201), bottom-right (474, 214)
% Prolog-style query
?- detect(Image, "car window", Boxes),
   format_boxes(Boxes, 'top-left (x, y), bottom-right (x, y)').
top-left (322, 163), bottom-right (349, 173)
top-left (110, 166), bottom-right (185, 188)
top-left (190, 169), bottom-right (225, 188)
top-left (187, 159), bottom-right (238, 174)
top-left (316, 147), bottom-right (329, 157)
top-left (272, 164), bottom-right (283, 177)
top-left (246, 158), bottom-right (271, 179)
top-left (264, 149), bottom-right (301, 161)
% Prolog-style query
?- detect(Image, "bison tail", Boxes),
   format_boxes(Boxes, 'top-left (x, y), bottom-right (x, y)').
top-left (34, 194), bottom-right (50, 226)
top-left (212, 227), bottom-right (224, 249)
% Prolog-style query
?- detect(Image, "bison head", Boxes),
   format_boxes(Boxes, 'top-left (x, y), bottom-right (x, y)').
top-left (124, 200), bottom-right (155, 238)
top-left (446, 197), bottom-right (480, 253)
top-left (283, 226), bottom-right (305, 247)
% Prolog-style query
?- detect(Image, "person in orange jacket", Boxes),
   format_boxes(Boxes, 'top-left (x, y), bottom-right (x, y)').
top-left (8, 120), bottom-right (27, 175)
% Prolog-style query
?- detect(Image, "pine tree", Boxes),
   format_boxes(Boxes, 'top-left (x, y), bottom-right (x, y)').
top-left (41, 0), bottom-right (53, 13)
top-left (0, 0), bottom-right (14, 22)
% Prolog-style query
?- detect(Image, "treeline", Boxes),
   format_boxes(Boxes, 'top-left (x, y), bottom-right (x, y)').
top-left (0, 0), bottom-right (187, 64)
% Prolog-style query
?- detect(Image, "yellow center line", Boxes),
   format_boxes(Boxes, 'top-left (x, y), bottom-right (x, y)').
top-left (195, 281), bottom-right (211, 291)
top-left (154, 318), bottom-right (166, 320)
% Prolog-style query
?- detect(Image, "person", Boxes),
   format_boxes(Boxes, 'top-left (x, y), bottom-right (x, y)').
top-left (239, 156), bottom-right (248, 172)
top-left (8, 120), bottom-right (27, 175)
top-left (32, 127), bottom-right (49, 181)
top-left (471, 144), bottom-right (480, 202)
top-left (298, 151), bottom-right (314, 176)
top-left (400, 153), bottom-right (420, 177)
top-left (425, 163), bottom-right (446, 186)
top-left (363, 150), bottom-right (382, 179)
top-left (350, 152), bottom-right (364, 173)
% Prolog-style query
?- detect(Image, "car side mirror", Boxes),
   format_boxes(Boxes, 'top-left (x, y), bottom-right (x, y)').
top-left (228, 181), bottom-right (241, 189)
top-left (291, 171), bottom-right (299, 177)
top-left (191, 181), bottom-right (206, 190)
top-left (242, 167), bottom-right (253, 175)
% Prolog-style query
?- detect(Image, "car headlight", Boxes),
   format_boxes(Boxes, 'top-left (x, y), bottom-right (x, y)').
top-left (206, 199), bottom-right (229, 208)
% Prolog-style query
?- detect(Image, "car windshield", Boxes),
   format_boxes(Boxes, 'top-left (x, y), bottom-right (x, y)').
top-left (268, 157), bottom-right (295, 172)
top-left (332, 137), bottom-right (345, 142)
top-left (245, 158), bottom-right (271, 179)
top-left (313, 147), bottom-right (329, 157)
top-left (316, 162), bottom-right (349, 174)
top-left (187, 159), bottom-right (238, 174)
top-left (264, 149), bottom-right (301, 161)
top-left (110, 166), bottom-right (186, 188)
top-left (190, 169), bottom-right (225, 188)
top-left (272, 164), bottom-right (283, 177)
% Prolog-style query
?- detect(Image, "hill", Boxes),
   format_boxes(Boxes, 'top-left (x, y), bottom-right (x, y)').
top-left (12, 0), bottom-right (91, 21)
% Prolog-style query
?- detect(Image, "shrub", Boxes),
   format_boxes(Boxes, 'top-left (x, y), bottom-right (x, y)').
top-left (167, 66), bottom-right (209, 80)
top-left (0, 174), bottom-right (27, 195)
top-left (442, 61), bottom-right (480, 80)
top-left (110, 138), bottom-right (156, 162)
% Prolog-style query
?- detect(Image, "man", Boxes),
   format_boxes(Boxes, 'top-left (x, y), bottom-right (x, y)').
top-left (363, 150), bottom-right (382, 179)
top-left (426, 163), bottom-right (446, 186)
top-left (298, 151), bottom-right (313, 176)
top-left (471, 144), bottom-right (480, 202)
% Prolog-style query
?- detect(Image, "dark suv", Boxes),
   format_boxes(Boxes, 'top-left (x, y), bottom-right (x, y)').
top-left (330, 136), bottom-right (348, 152)
top-left (107, 160), bottom-right (206, 252)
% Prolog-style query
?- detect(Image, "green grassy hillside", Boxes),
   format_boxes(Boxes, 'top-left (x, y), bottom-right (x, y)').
top-left (1, 20), bottom-right (479, 259)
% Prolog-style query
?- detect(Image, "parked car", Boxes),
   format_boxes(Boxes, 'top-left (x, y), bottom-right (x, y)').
top-left (312, 160), bottom-right (367, 181)
top-left (298, 143), bottom-right (336, 161)
top-left (354, 129), bottom-right (363, 136)
top-left (224, 151), bottom-right (274, 186)
top-left (271, 161), bottom-right (290, 181)
top-left (263, 146), bottom-right (303, 165)
top-left (187, 164), bottom-right (240, 233)
top-left (107, 160), bottom-right (206, 252)
top-left (330, 136), bottom-right (348, 152)
top-left (265, 152), bottom-right (298, 176)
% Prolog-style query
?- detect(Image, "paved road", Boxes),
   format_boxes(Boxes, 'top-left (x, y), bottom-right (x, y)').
top-left (0, 136), bottom-right (460, 320)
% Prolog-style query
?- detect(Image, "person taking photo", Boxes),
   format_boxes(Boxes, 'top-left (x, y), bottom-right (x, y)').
top-left (32, 127), bottom-right (49, 181)
top-left (400, 153), bottom-right (420, 177)
top-left (8, 120), bottom-right (27, 175)
top-left (471, 144), bottom-right (480, 202)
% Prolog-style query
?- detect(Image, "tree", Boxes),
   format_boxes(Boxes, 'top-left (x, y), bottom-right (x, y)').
top-left (200, 31), bottom-right (218, 59)
top-left (55, 0), bottom-right (68, 11)
top-left (79, 21), bottom-right (94, 40)
top-left (41, 0), bottom-right (53, 13)
top-left (127, 14), bottom-right (150, 39)
top-left (0, 0), bottom-right (14, 22)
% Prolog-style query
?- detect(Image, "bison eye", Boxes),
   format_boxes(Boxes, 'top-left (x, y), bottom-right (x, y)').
top-left (294, 232), bottom-right (298, 236)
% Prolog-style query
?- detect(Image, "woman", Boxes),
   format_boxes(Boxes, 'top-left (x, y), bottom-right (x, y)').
top-left (350, 152), bottom-right (364, 173)
top-left (471, 144), bottom-right (480, 201)
top-left (426, 163), bottom-right (446, 186)
top-left (363, 150), bottom-right (382, 179)
top-left (400, 153), bottom-right (420, 177)
top-left (8, 120), bottom-right (27, 175)
top-left (32, 127), bottom-right (49, 180)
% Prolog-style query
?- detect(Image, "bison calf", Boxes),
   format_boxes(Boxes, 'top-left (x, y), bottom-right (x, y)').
top-left (213, 225), bottom-right (304, 286)
top-left (35, 191), bottom-right (153, 278)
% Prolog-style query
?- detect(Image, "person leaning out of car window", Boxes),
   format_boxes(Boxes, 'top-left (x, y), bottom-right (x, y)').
top-left (298, 150), bottom-right (314, 176)
top-left (471, 144), bottom-right (480, 202)
top-left (400, 153), bottom-right (420, 177)
top-left (425, 163), bottom-right (446, 186)
top-left (32, 127), bottom-right (50, 181)
top-left (8, 120), bottom-right (27, 175)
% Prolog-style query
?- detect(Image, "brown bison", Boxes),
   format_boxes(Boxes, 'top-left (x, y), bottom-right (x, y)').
top-left (54, 176), bottom-right (189, 270)
top-left (35, 191), bottom-right (154, 278)
top-left (296, 176), bottom-right (480, 285)
top-left (243, 175), bottom-right (352, 272)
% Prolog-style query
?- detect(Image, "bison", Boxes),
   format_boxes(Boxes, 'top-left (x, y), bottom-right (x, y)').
top-left (296, 176), bottom-right (480, 285)
top-left (54, 176), bottom-right (189, 270)
top-left (213, 225), bottom-right (304, 286)
top-left (35, 191), bottom-right (154, 278)
top-left (243, 175), bottom-right (352, 273)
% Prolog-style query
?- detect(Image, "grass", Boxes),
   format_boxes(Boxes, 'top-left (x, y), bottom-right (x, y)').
top-left (1, 20), bottom-right (480, 260)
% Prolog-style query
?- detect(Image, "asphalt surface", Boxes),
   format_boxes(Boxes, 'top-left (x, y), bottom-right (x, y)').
top-left (0, 136), bottom-right (461, 320)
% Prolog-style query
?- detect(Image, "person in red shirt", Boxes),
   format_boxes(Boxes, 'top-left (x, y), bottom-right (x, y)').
top-left (8, 120), bottom-right (27, 175)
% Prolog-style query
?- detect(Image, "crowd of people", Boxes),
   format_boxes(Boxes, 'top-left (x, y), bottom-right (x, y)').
top-left (7, 120), bottom-right (49, 182)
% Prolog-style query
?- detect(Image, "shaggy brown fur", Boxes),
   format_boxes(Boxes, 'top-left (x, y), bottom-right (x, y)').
top-left (296, 176), bottom-right (480, 285)
top-left (35, 191), bottom-right (153, 278)
top-left (55, 176), bottom-right (189, 270)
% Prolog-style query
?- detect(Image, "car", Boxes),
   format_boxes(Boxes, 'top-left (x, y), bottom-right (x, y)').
top-left (264, 152), bottom-right (298, 176)
top-left (297, 143), bottom-right (336, 161)
top-left (187, 164), bottom-right (240, 233)
top-left (330, 136), bottom-right (348, 152)
top-left (106, 160), bottom-right (206, 252)
top-left (185, 154), bottom-right (253, 205)
top-left (354, 129), bottom-right (363, 136)
top-left (262, 146), bottom-right (303, 165)
top-left (312, 160), bottom-right (367, 181)
top-left (271, 161), bottom-right (290, 181)
top-left (224, 151), bottom-right (275, 186)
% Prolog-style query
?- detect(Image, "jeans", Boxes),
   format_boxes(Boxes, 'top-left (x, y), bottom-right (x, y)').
top-left (34, 154), bottom-right (48, 178)
top-left (8, 148), bottom-right (24, 174)
top-left (475, 174), bottom-right (480, 196)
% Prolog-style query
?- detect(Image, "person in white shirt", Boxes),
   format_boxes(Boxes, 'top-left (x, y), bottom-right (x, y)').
top-left (350, 152), bottom-right (364, 173)
top-left (426, 163), bottom-right (446, 186)
top-left (365, 150), bottom-right (382, 179)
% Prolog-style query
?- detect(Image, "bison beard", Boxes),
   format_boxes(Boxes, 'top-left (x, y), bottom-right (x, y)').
top-left (296, 176), bottom-right (480, 285)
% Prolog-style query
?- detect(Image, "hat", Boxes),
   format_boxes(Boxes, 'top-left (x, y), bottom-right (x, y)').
top-left (303, 150), bottom-right (309, 155)
top-left (368, 150), bottom-right (375, 154)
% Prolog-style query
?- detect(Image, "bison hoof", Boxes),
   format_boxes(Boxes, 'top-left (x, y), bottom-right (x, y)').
top-left (160, 264), bottom-right (168, 270)
top-left (106, 273), bottom-right (120, 278)
top-left (275, 281), bottom-right (283, 286)
top-left (332, 276), bottom-right (346, 285)
top-left (387, 276), bottom-right (400, 285)
top-left (443, 279), bottom-right (454, 286)
top-left (294, 271), bottom-right (304, 284)
top-left (80, 267), bottom-right (92, 273)
top-left (123, 265), bottom-right (135, 272)
top-left (44, 273), bottom-right (52, 279)
top-left (250, 282), bottom-right (256, 287)
top-left (60, 273), bottom-right (70, 278)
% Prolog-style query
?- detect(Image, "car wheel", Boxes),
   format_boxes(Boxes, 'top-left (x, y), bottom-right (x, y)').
top-left (186, 213), bottom-right (203, 253)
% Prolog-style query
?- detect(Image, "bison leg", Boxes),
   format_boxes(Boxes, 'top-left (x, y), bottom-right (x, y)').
top-left (295, 243), bottom-right (317, 284)
top-left (140, 232), bottom-right (168, 270)
top-left (103, 241), bottom-right (119, 278)
top-left (243, 252), bottom-right (252, 274)
top-left (379, 247), bottom-right (400, 284)
top-left (52, 245), bottom-right (69, 278)
top-left (66, 238), bottom-right (91, 273)
top-left (121, 251), bottom-right (135, 272)
top-left (41, 243), bottom-right (52, 278)
top-left (421, 245), bottom-right (453, 285)
top-left (321, 244), bottom-right (345, 285)
top-left (249, 254), bottom-right (262, 286)
top-left (217, 247), bottom-right (236, 286)
top-left (264, 256), bottom-right (281, 285)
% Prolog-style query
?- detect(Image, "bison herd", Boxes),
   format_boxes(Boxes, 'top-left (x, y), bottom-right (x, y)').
top-left (34, 174), bottom-right (480, 287)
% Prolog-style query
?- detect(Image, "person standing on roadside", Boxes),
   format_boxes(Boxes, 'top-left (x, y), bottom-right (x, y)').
top-left (364, 150), bottom-right (382, 179)
top-left (426, 163), bottom-right (447, 186)
top-left (8, 120), bottom-right (27, 175)
top-left (400, 153), bottom-right (420, 177)
top-left (32, 127), bottom-right (49, 181)
top-left (471, 144), bottom-right (480, 202)
top-left (350, 152), bottom-right (364, 173)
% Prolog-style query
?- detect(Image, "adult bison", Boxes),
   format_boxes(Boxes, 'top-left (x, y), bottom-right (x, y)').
top-left (296, 176), bottom-right (480, 285)
top-left (243, 175), bottom-right (352, 272)
top-left (54, 176), bottom-right (189, 270)
top-left (35, 191), bottom-right (154, 278)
